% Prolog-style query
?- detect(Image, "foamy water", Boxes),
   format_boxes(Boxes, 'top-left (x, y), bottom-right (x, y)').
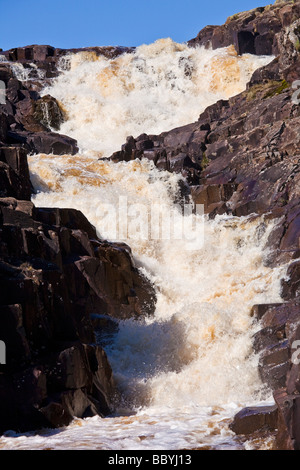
top-left (0, 40), bottom-right (286, 450)
top-left (0, 402), bottom-right (277, 450)
top-left (41, 39), bottom-right (273, 155)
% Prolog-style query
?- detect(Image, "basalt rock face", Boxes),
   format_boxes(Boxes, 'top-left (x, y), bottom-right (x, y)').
top-left (0, 62), bottom-right (78, 155)
top-left (111, 1), bottom-right (300, 449)
top-left (110, 83), bottom-right (300, 227)
top-left (0, 51), bottom-right (156, 433)
top-left (0, 192), bottom-right (156, 432)
top-left (188, 1), bottom-right (300, 57)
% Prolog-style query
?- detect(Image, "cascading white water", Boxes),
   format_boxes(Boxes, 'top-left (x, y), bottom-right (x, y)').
top-left (27, 155), bottom-right (285, 412)
top-left (0, 39), bottom-right (286, 450)
top-left (41, 38), bottom-right (273, 155)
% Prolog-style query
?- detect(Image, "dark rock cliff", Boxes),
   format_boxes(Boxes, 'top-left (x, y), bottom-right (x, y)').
top-left (0, 47), bottom-right (155, 432)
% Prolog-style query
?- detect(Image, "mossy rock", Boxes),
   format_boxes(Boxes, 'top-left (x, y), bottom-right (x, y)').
top-left (246, 80), bottom-right (290, 101)
top-left (294, 26), bottom-right (300, 52)
top-left (263, 80), bottom-right (290, 98)
top-left (201, 152), bottom-right (210, 169)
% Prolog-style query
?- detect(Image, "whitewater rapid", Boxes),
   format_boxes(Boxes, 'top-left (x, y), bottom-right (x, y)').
top-left (40, 38), bottom-right (274, 156)
top-left (0, 39), bottom-right (286, 450)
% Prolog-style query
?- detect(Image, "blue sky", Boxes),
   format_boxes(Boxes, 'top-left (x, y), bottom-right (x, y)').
top-left (1, 0), bottom-right (269, 51)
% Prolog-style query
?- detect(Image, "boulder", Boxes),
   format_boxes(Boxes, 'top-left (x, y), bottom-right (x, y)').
top-left (0, 64), bottom-right (13, 84)
top-left (7, 130), bottom-right (79, 155)
top-left (35, 207), bottom-right (98, 239)
top-left (230, 405), bottom-right (278, 435)
top-left (0, 366), bottom-right (49, 433)
top-left (251, 302), bottom-right (300, 390)
top-left (33, 94), bottom-right (65, 131)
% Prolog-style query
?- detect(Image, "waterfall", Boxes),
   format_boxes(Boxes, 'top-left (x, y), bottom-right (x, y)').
top-left (41, 38), bottom-right (273, 155)
top-left (1, 38), bottom-right (285, 450)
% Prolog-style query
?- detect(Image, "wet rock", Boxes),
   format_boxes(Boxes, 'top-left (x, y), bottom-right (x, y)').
top-left (73, 245), bottom-right (156, 320)
top-left (252, 302), bottom-right (300, 390)
top-left (33, 94), bottom-right (65, 131)
top-left (0, 161), bottom-right (31, 200)
top-left (7, 129), bottom-right (79, 155)
top-left (191, 183), bottom-right (237, 214)
top-left (0, 141), bottom-right (156, 432)
top-left (0, 366), bottom-right (49, 433)
top-left (60, 388), bottom-right (98, 419)
top-left (0, 64), bottom-right (14, 91)
top-left (258, 341), bottom-right (290, 390)
top-left (230, 405), bottom-right (278, 435)
top-left (84, 343), bottom-right (114, 415)
top-left (39, 402), bottom-right (73, 428)
top-left (35, 207), bottom-right (98, 239)
top-left (281, 261), bottom-right (300, 300)
top-left (273, 389), bottom-right (300, 450)
top-left (42, 343), bottom-right (114, 418)
top-left (0, 304), bottom-right (31, 369)
top-left (0, 60), bottom-right (77, 154)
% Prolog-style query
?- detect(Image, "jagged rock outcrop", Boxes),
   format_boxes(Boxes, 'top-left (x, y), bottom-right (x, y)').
top-left (0, 51), bottom-right (156, 433)
top-left (0, 61), bottom-right (79, 155)
top-left (110, 0), bottom-right (300, 449)
top-left (0, 174), bottom-right (156, 432)
top-left (0, 180), bottom-right (156, 432)
top-left (187, 1), bottom-right (300, 58)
